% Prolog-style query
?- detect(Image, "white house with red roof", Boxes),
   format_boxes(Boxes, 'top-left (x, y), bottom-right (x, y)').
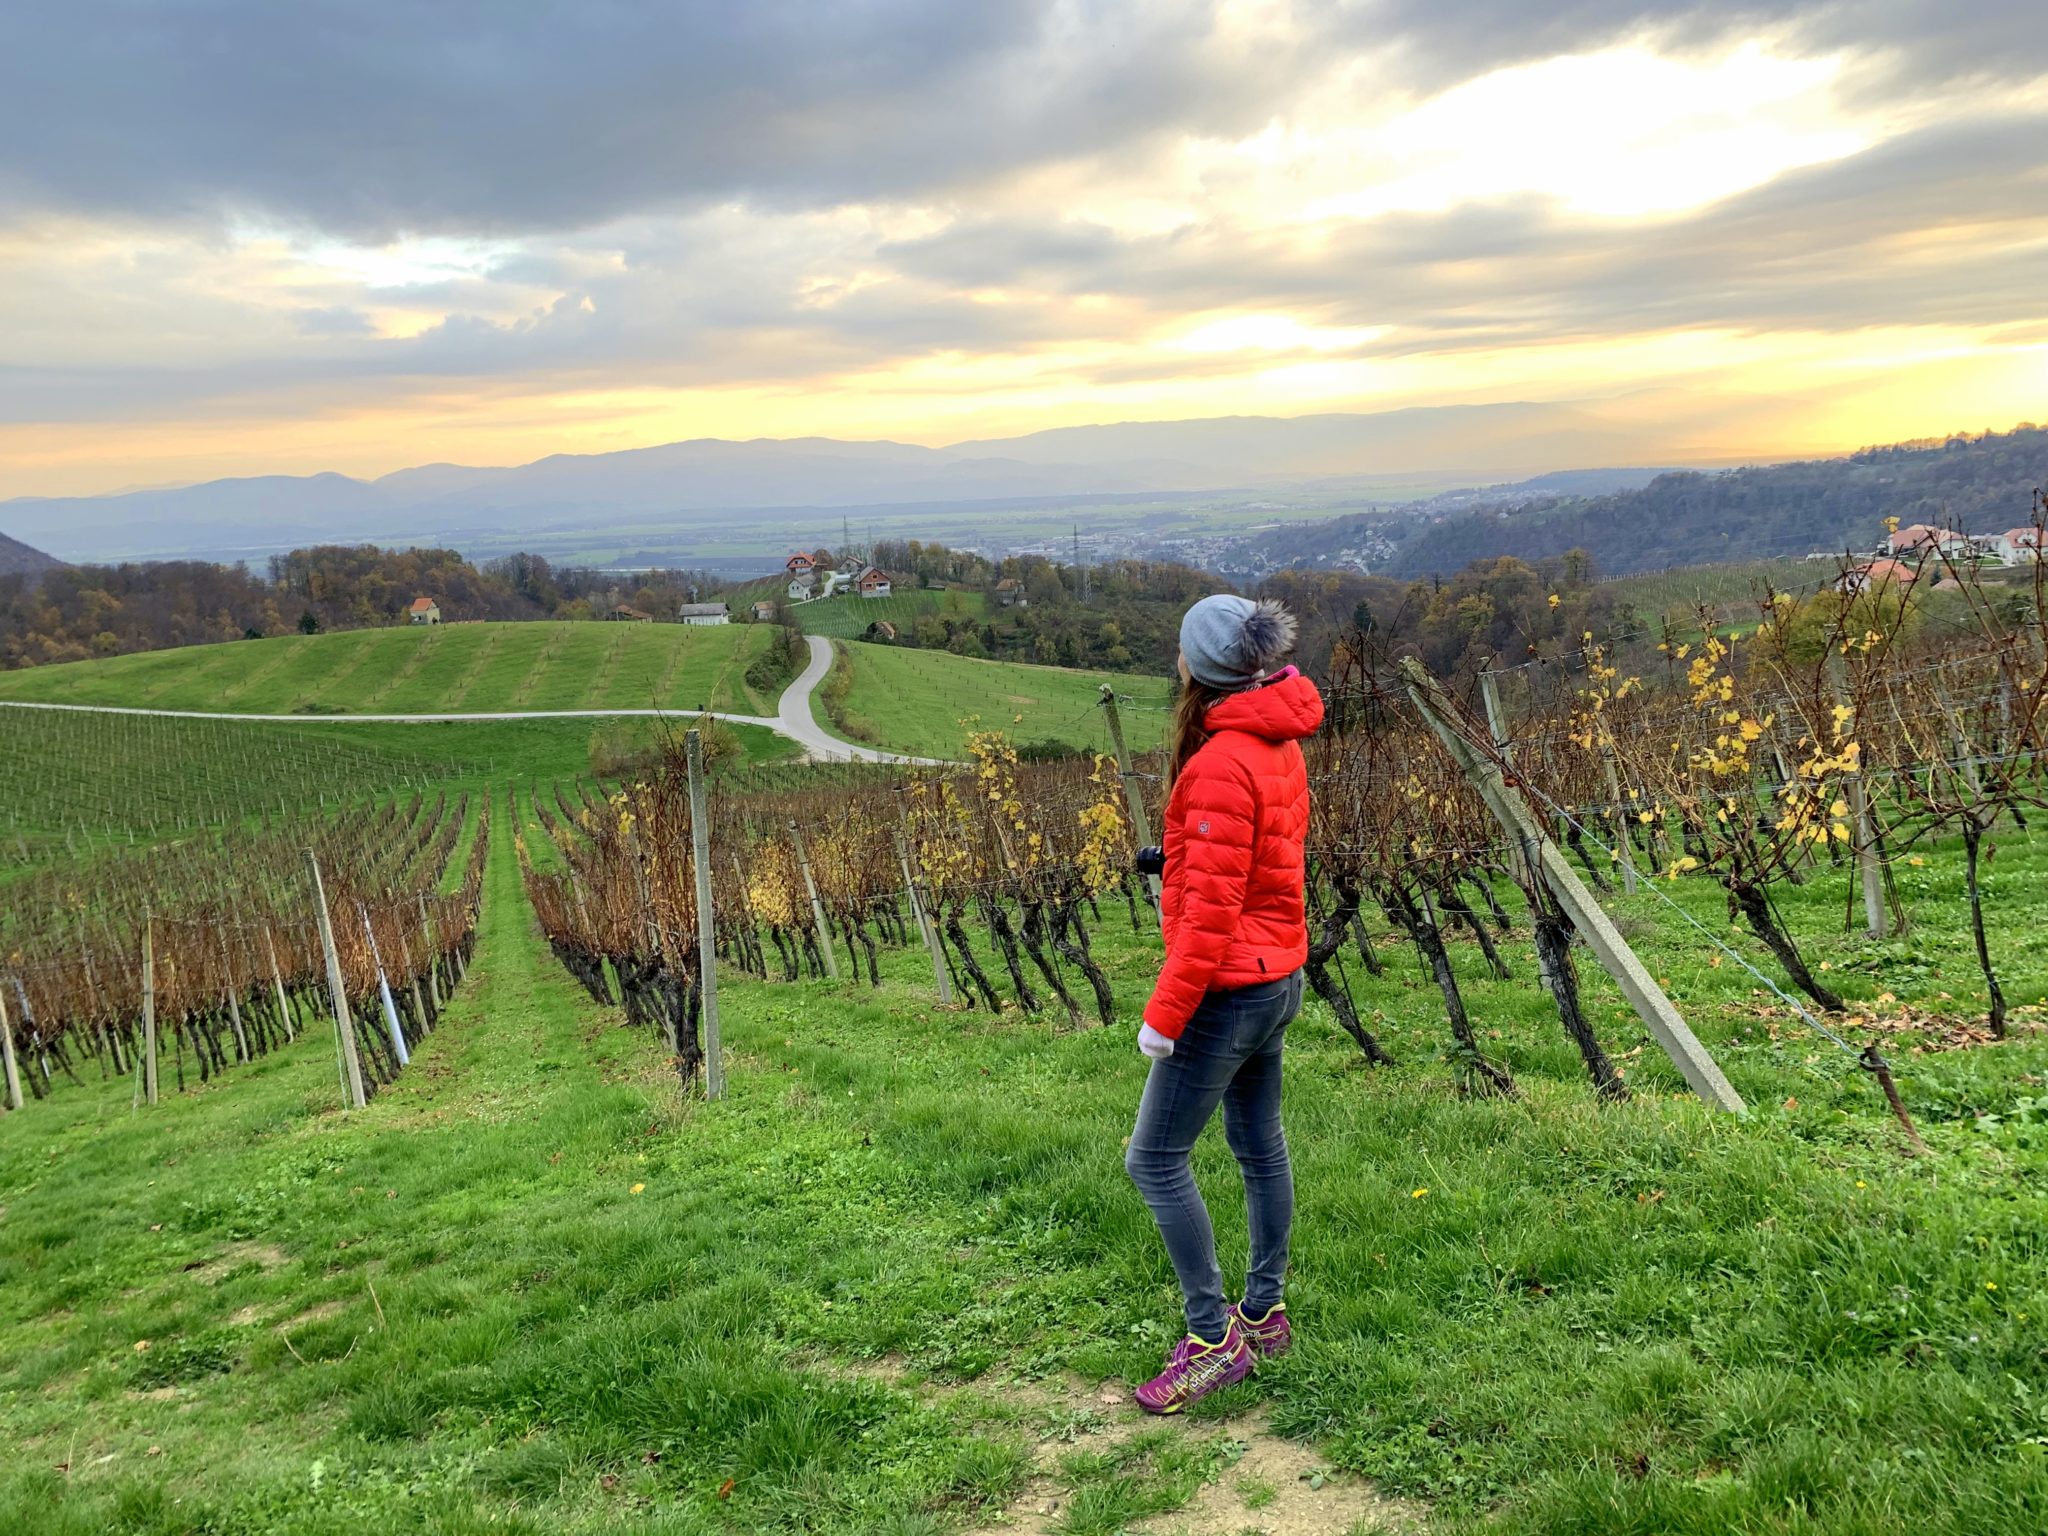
top-left (407, 596), bottom-right (441, 625)
top-left (1990, 527), bottom-right (2044, 566)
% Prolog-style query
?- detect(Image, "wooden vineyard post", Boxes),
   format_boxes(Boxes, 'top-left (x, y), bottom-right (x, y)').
top-left (1829, 656), bottom-right (1889, 938)
top-left (359, 904), bottom-right (409, 1068)
top-left (1399, 657), bottom-right (1748, 1115)
top-left (307, 852), bottom-right (368, 1109)
top-left (0, 978), bottom-right (22, 1111)
top-left (788, 819), bottom-right (840, 980)
top-left (685, 729), bottom-right (724, 1100)
top-left (141, 907), bottom-right (159, 1107)
top-left (896, 826), bottom-right (956, 1005)
top-left (1098, 685), bottom-right (1161, 915)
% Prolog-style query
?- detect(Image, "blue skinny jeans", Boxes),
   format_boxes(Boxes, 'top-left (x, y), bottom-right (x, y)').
top-left (1125, 970), bottom-right (1301, 1340)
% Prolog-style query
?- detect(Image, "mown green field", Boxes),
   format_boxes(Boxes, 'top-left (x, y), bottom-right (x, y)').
top-left (783, 589), bottom-right (989, 641)
top-left (5, 775), bottom-right (2044, 1533)
top-left (827, 641), bottom-right (1172, 759)
top-left (0, 623), bottom-right (780, 718)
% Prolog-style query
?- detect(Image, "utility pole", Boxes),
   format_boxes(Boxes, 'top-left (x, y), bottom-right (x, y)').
top-left (1099, 685), bottom-right (1160, 915)
top-left (686, 729), bottom-right (723, 1099)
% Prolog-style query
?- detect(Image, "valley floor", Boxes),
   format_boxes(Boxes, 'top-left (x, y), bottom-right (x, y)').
top-left (3, 813), bottom-right (2045, 1534)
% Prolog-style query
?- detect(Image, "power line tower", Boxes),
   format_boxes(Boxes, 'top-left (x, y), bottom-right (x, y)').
top-left (1074, 523), bottom-right (1089, 602)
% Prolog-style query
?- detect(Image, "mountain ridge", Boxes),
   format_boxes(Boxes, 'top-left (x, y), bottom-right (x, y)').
top-left (1, 398), bottom-right (1716, 562)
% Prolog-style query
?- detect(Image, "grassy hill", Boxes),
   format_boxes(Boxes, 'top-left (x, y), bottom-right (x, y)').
top-left (825, 640), bottom-right (1172, 759)
top-left (786, 588), bottom-right (989, 640)
top-left (5, 795), bottom-right (2045, 1532)
top-left (0, 621), bottom-right (780, 717)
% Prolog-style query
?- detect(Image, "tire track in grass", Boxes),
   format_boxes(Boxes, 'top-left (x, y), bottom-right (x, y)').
top-left (361, 628), bottom-right (439, 709)
top-left (583, 625), bottom-right (635, 709)
top-left (139, 642), bottom-right (239, 705)
top-left (216, 638), bottom-right (302, 706)
top-left (509, 627), bottom-right (570, 708)
top-left (289, 631), bottom-right (386, 711)
top-left (444, 625), bottom-right (512, 711)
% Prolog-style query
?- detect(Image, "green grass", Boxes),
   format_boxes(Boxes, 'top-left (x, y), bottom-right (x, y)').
top-left (784, 590), bottom-right (990, 641)
top-left (5, 794), bottom-right (2046, 1532)
top-left (827, 641), bottom-right (1172, 759)
top-left (0, 623), bottom-right (780, 718)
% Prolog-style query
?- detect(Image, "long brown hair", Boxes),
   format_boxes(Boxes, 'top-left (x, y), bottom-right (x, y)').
top-left (1163, 677), bottom-right (1232, 796)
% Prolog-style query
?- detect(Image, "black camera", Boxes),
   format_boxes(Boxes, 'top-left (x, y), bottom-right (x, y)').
top-left (1135, 845), bottom-right (1166, 877)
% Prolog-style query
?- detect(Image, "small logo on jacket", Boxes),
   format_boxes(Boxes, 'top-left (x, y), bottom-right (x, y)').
top-left (1197, 820), bottom-right (1211, 835)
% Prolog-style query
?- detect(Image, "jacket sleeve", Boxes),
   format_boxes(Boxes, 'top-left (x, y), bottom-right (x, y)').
top-left (1142, 754), bottom-right (1256, 1038)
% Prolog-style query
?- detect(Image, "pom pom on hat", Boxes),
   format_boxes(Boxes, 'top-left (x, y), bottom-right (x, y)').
top-left (1179, 594), bottom-right (1298, 689)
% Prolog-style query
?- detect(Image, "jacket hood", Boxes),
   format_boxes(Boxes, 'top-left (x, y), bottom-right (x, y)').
top-left (1201, 668), bottom-right (1324, 743)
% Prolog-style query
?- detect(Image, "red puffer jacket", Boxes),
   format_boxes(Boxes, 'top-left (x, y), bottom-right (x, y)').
top-left (1142, 668), bottom-right (1324, 1038)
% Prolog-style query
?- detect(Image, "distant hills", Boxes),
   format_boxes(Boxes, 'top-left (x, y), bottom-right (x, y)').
top-left (0, 399), bottom-right (1683, 563)
top-left (1232, 427), bottom-right (2048, 580)
top-left (0, 531), bottom-right (61, 578)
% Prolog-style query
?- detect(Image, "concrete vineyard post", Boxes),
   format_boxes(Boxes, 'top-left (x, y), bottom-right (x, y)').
top-left (0, 979), bottom-right (22, 1112)
top-left (1399, 657), bottom-right (1747, 1115)
top-left (219, 935), bottom-right (250, 1063)
top-left (1097, 685), bottom-right (1161, 914)
top-left (1829, 656), bottom-right (1889, 938)
top-left (685, 730), bottom-right (724, 1099)
top-left (788, 819), bottom-right (839, 980)
top-left (1600, 739), bottom-right (1639, 895)
top-left (418, 897), bottom-right (442, 1010)
top-left (141, 907), bottom-right (159, 1106)
top-left (896, 826), bottom-right (955, 1005)
top-left (307, 852), bottom-right (368, 1110)
top-left (264, 927), bottom-right (294, 1042)
top-left (358, 903), bottom-right (409, 1068)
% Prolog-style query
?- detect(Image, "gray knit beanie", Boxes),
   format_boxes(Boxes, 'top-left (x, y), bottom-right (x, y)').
top-left (1179, 594), bottom-right (1298, 690)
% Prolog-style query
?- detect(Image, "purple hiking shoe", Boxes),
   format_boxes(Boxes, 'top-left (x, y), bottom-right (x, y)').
top-left (1134, 1317), bottom-right (1255, 1415)
top-left (1231, 1300), bottom-right (1291, 1359)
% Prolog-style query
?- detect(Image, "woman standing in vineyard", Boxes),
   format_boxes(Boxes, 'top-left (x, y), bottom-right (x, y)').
top-left (1128, 593), bottom-right (1323, 1414)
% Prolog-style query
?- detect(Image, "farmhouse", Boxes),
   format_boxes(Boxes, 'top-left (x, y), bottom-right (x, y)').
top-left (1887, 524), bottom-right (1968, 559)
top-left (784, 551), bottom-right (816, 576)
top-left (788, 572), bottom-right (816, 600)
top-left (606, 604), bottom-right (654, 622)
top-left (1991, 527), bottom-right (2044, 565)
top-left (865, 620), bottom-right (898, 641)
top-left (751, 600), bottom-right (779, 622)
top-left (857, 566), bottom-right (893, 599)
top-left (994, 578), bottom-right (1026, 608)
top-left (1837, 559), bottom-right (1918, 595)
top-left (677, 602), bottom-right (730, 626)
top-left (407, 596), bottom-right (441, 625)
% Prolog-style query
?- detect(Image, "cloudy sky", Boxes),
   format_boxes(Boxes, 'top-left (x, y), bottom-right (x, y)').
top-left (2, 0), bottom-right (2044, 497)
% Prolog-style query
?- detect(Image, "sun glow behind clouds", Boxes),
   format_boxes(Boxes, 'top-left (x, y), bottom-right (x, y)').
top-left (1302, 43), bottom-right (1870, 220)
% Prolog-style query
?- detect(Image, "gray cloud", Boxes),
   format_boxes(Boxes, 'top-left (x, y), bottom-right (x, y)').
top-left (0, 1), bottom-right (1302, 238)
top-left (7, 2), bottom-right (2040, 240)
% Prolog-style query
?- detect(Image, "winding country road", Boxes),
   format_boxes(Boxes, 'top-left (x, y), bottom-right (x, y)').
top-left (0, 635), bottom-right (941, 765)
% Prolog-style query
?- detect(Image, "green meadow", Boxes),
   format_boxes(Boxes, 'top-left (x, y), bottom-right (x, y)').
top-left (826, 641), bottom-right (1172, 760)
top-left (0, 622), bottom-right (780, 718)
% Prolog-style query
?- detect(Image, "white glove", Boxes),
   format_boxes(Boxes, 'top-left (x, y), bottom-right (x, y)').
top-left (1138, 1022), bottom-right (1176, 1060)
